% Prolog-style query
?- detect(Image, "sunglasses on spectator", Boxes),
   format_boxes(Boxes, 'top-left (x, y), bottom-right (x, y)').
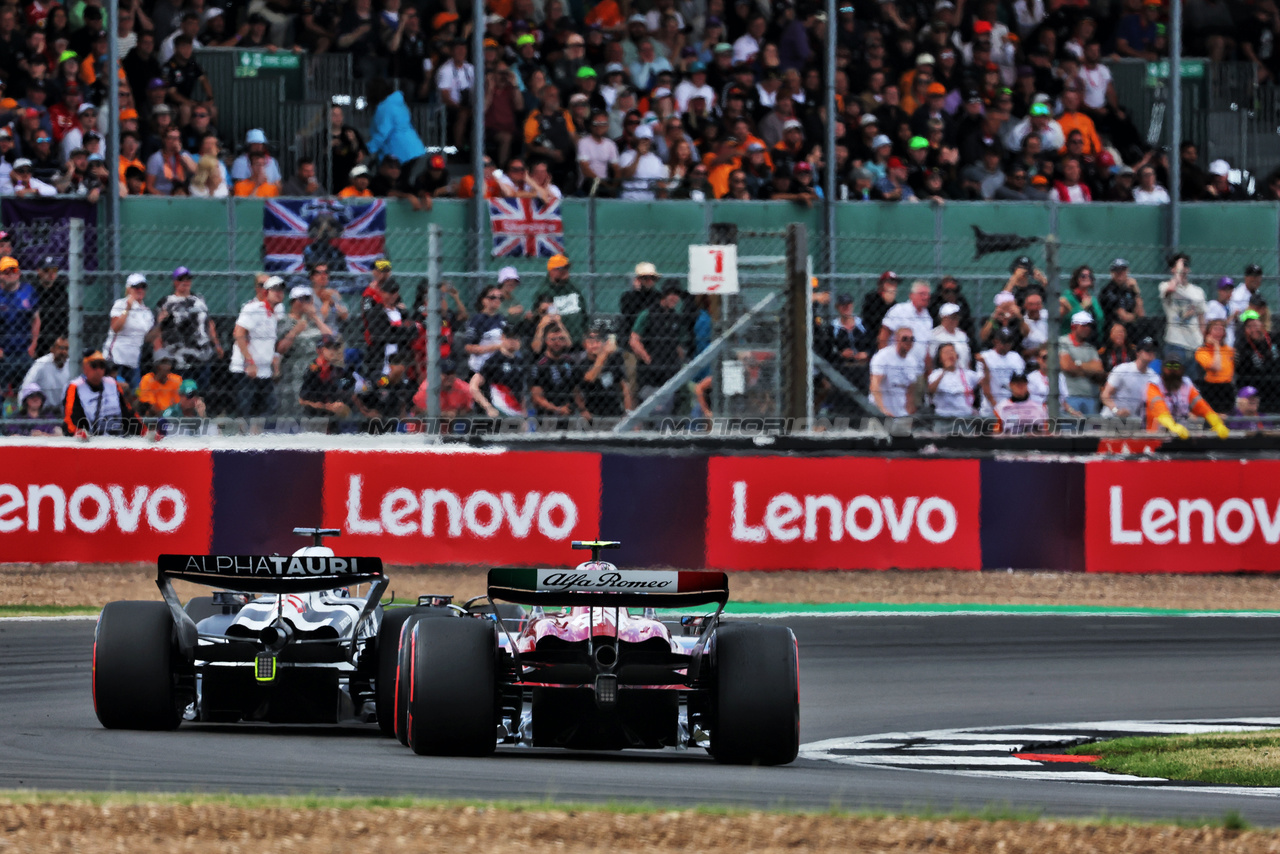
top-left (312, 267), bottom-right (328, 275)
top-left (625, 119), bottom-right (640, 126)
top-left (898, 336), bottom-right (915, 343)
top-left (87, 359), bottom-right (107, 369)
top-left (194, 111), bottom-right (208, 117)
top-left (484, 293), bottom-right (501, 301)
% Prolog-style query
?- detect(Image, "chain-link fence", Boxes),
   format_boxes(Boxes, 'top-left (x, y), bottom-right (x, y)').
top-left (5, 202), bottom-right (1280, 438)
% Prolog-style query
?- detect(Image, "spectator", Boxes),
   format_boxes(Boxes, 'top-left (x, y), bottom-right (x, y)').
top-left (233, 150), bottom-right (281, 197)
top-left (461, 285), bottom-right (508, 375)
top-left (338, 164), bottom-right (373, 198)
top-left (230, 274), bottom-right (286, 417)
top-left (1159, 252), bottom-right (1206, 365)
top-left (102, 272), bottom-right (159, 388)
top-left (927, 342), bottom-right (984, 419)
top-left (146, 126), bottom-right (196, 195)
top-left (360, 259), bottom-right (416, 380)
top-left (308, 264), bottom-right (349, 334)
top-left (982, 293), bottom-right (1029, 350)
top-left (413, 357), bottom-right (473, 417)
top-left (1229, 263), bottom-right (1264, 321)
top-left (578, 109), bottom-right (619, 195)
top-left (977, 326), bottom-right (1027, 413)
top-left (1021, 293), bottom-right (1049, 355)
top-left (524, 83), bottom-right (577, 190)
top-left (1132, 164), bottom-right (1170, 204)
top-left (330, 106), bottom-right (367, 194)
top-left (1004, 102), bottom-right (1064, 153)
top-left (1195, 318), bottom-right (1236, 413)
top-left (370, 155), bottom-right (421, 208)
top-left (180, 106), bottom-right (217, 155)
top-left (874, 156), bottom-right (916, 201)
top-left (1056, 83), bottom-right (1102, 155)
top-left (360, 350), bottom-right (416, 430)
top-left (1204, 276), bottom-right (1236, 346)
top-left (1053, 158), bottom-right (1092, 203)
top-left (575, 326), bottom-right (633, 421)
top-left (188, 154), bottom-right (227, 197)
top-left (530, 324), bottom-right (580, 422)
top-left (995, 372), bottom-right (1049, 434)
top-left (1098, 258), bottom-right (1144, 333)
top-left (1058, 265), bottom-right (1104, 334)
top-left (435, 40), bottom-right (475, 152)
top-left (495, 267), bottom-right (524, 320)
top-left (63, 348), bottom-right (145, 436)
top-left (299, 334), bottom-right (371, 427)
top-left (30, 257), bottom-right (65, 357)
top-left (534, 254), bottom-right (588, 343)
top-left (1226, 386), bottom-right (1265, 432)
top-left (869, 325), bottom-right (923, 417)
top-left (1100, 335), bottom-right (1160, 420)
top-left (20, 335), bottom-right (70, 404)
top-left (6, 157), bottom-right (55, 196)
top-left (484, 65), bottom-right (524, 168)
top-left (1099, 322), bottom-right (1137, 372)
top-left (59, 102), bottom-right (97, 161)
top-left (134, 349), bottom-right (183, 416)
top-left (820, 292), bottom-right (872, 393)
top-left (469, 325), bottom-right (528, 417)
top-left (1145, 353), bottom-right (1230, 439)
top-left (961, 146), bottom-right (1006, 200)
top-left (527, 160), bottom-right (565, 202)
top-left (862, 271), bottom-right (899, 348)
top-left (630, 283), bottom-right (688, 410)
top-left (618, 125), bottom-right (666, 200)
top-left (1234, 311), bottom-right (1280, 413)
top-left (8, 382), bottom-right (57, 435)
top-left (1204, 159), bottom-right (1248, 201)
top-left (883, 280), bottom-right (934, 364)
top-left (275, 284), bottom-right (334, 418)
top-left (1058, 311), bottom-right (1106, 415)
top-left (155, 266), bottom-right (222, 391)
top-left (230, 128), bottom-right (282, 185)
top-left (929, 303), bottom-right (971, 367)
top-left (163, 34), bottom-right (213, 128)
top-left (281, 157), bottom-right (323, 196)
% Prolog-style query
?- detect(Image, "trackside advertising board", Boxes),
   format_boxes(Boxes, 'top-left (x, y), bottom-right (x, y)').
top-left (705, 456), bottom-right (982, 570)
top-left (322, 450), bottom-right (602, 565)
top-left (1086, 460), bottom-right (1280, 572)
top-left (0, 447), bottom-right (213, 561)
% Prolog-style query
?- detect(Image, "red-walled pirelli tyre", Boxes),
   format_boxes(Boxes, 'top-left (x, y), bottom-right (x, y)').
top-left (709, 623), bottom-right (800, 765)
top-left (93, 601), bottom-right (184, 731)
top-left (405, 617), bottom-right (497, 756)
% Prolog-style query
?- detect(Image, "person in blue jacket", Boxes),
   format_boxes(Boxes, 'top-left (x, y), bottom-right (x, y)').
top-left (365, 78), bottom-right (427, 185)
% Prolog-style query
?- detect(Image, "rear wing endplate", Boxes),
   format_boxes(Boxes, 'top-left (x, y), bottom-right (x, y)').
top-left (158, 554), bottom-right (384, 594)
top-left (488, 567), bottom-right (728, 609)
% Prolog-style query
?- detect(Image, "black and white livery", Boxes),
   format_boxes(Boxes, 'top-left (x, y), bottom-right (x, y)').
top-left (391, 540), bottom-right (801, 764)
top-left (92, 528), bottom-right (456, 732)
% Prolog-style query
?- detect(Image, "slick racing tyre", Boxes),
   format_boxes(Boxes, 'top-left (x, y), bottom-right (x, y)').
top-left (93, 601), bottom-right (185, 730)
top-left (406, 618), bottom-right (497, 756)
top-left (383, 607), bottom-right (456, 742)
top-left (709, 623), bottom-right (799, 766)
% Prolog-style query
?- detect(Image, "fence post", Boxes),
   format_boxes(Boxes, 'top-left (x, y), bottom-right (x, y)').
top-left (785, 223), bottom-right (809, 421)
top-left (1045, 234), bottom-right (1061, 420)
top-left (426, 223), bottom-right (441, 421)
top-left (68, 218), bottom-right (84, 363)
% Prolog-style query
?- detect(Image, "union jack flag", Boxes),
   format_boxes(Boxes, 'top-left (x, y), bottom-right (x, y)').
top-left (263, 199), bottom-right (387, 273)
top-left (489, 197), bottom-right (564, 258)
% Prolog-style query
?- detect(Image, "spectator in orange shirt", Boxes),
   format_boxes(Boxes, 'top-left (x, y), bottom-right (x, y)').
top-left (135, 349), bottom-right (183, 415)
top-left (455, 156), bottom-right (514, 198)
top-left (233, 151), bottom-right (281, 197)
top-left (703, 135), bottom-right (741, 198)
top-left (1056, 83), bottom-right (1102, 155)
top-left (1194, 318), bottom-right (1236, 413)
top-left (337, 164), bottom-right (374, 198)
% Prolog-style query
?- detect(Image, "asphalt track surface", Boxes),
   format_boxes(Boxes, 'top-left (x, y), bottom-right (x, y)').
top-left (4, 614), bottom-right (1280, 824)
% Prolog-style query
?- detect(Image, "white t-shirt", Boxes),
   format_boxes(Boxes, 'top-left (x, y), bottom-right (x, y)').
top-left (1228, 282), bottom-right (1256, 319)
top-left (103, 297), bottom-right (156, 369)
top-left (882, 302), bottom-right (933, 362)
top-left (230, 298), bottom-right (284, 375)
top-left (928, 367), bottom-right (981, 417)
top-left (577, 135), bottom-right (620, 182)
top-left (1078, 63), bottom-right (1112, 110)
top-left (1023, 312), bottom-right (1049, 350)
top-left (928, 325), bottom-right (971, 367)
top-left (1103, 361), bottom-right (1159, 418)
top-left (869, 346), bottom-right (923, 417)
top-left (1160, 281), bottom-right (1207, 350)
top-left (618, 150), bottom-right (667, 200)
top-left (1028, 369), bottom-right (1068, 407)
top-left (1132, 185), bottom-right (1170, 205)
top-left (673, 80), bottom-right (716, 112)
top-left (1204, 298), bottom-right (1235, 346)
top-left (435, 60), bottom-right (475, 105)
top-left (977, 348), bottom-right (1026, 411)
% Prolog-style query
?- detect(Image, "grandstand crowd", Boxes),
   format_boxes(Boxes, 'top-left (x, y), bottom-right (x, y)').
top-left (0, 0), bottom-right (1274, 200)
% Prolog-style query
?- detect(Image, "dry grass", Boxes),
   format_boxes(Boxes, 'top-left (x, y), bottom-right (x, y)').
top-left (5, 563), bottom-right (1280, 612)
top-left (2, 800), bottom-right (1280, 854)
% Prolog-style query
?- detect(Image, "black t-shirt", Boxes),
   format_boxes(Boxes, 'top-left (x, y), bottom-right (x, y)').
top-left (477, 349), bottom-right (528, 413)
top-left (412, 167), bottom-right (449, 196)
top-left (164, 57), bottom-right (205, 100)
top-left (393, 31), bottom-right (430, 84)
top-left (299, 359), bottom-right (356, 412)
top-left (633, 304), bottom-right (689, 379)
top-left (530, 352), bottom-right (577, 411)
top-left (360, 372), bottom-right (415, 419)
top-left (1098, 280), bottom-right (1138, 328)
top-left (573, 350), bottom-right (626, 417)
top-left (618, 286), bottom-right (660, 341)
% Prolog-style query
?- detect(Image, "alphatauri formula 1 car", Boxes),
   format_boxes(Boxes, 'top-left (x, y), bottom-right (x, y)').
top-left (392, 541), bottom-right (800, 765)
top-left (92, 528), bottom-right (457, 731)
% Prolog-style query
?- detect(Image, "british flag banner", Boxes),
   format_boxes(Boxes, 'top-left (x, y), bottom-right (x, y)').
top-left (263, 199), bottom-right (387, 273)
top-left (490, 197), bottom-right (565, 258)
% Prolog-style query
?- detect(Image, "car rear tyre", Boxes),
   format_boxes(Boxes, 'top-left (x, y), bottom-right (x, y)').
top-left (93, 601), bottom-right (184, 730)
top-left (709, 623), bottom-right (799, 766)
top-left (406, 618), bottom-right (497, 756)
top-left (377, 607), bottom-right (455, 737)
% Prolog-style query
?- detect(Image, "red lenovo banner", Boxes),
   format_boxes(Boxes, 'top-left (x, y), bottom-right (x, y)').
top-left (1086, 461), bottom-right (1280, 573)
top-left (705, 456), bottom-right (982, 571)
top-left (0, 447), bottom-right (213, 561)
top-left (323, 450), bottom-right (601, 565)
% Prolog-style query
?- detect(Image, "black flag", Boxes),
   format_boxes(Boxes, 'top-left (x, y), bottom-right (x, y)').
top-left (972, 226), bottom-right (1041, 259)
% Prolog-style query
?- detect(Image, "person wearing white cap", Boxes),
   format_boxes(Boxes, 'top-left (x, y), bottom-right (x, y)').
top-left (1157, 251), bottom-right (1205, 365)
top-left (7, 157), bottom-right (56, 197)
top-left (1204, 159), bottom-right (1246, 200)
top-left (230, 128), bottom-right (281, 184)
top-left (928, 302), bottom-right (972, 368)
top-left (497, 266), bottom-right (524, 317)
top-left (230, 273), bottom-right (287, 416)
top-left (618, 124), bottom-right (665, 200)
top-left (1058, 310), bottom-right (1105, 415)
top-left (103, 272), bottom-right (156, 387)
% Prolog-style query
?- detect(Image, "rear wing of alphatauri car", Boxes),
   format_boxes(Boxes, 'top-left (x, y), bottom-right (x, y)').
top-left (156, 554), bottom-right (387, 657)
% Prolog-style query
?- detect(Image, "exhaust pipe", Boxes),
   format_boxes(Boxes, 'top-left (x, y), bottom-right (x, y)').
top-left (259, 620), bottom-right (294, 653)
top-left (593, 642), bottom-right (617, 670)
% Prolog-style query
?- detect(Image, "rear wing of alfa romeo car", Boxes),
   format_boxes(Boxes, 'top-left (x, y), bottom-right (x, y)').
top-left (486, 566), bottom-right (729, 610)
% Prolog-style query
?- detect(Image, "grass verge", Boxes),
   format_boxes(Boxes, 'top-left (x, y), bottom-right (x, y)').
top-left (0, 604), bottom-right (98, 617)
top-left (1067, 730), bottom-right (1280, 788)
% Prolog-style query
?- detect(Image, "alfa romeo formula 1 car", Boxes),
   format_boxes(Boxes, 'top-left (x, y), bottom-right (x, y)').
top-left (92, 528), bottom-right (458, 731)
top-left (391, 541), bottom-right (800, 765)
